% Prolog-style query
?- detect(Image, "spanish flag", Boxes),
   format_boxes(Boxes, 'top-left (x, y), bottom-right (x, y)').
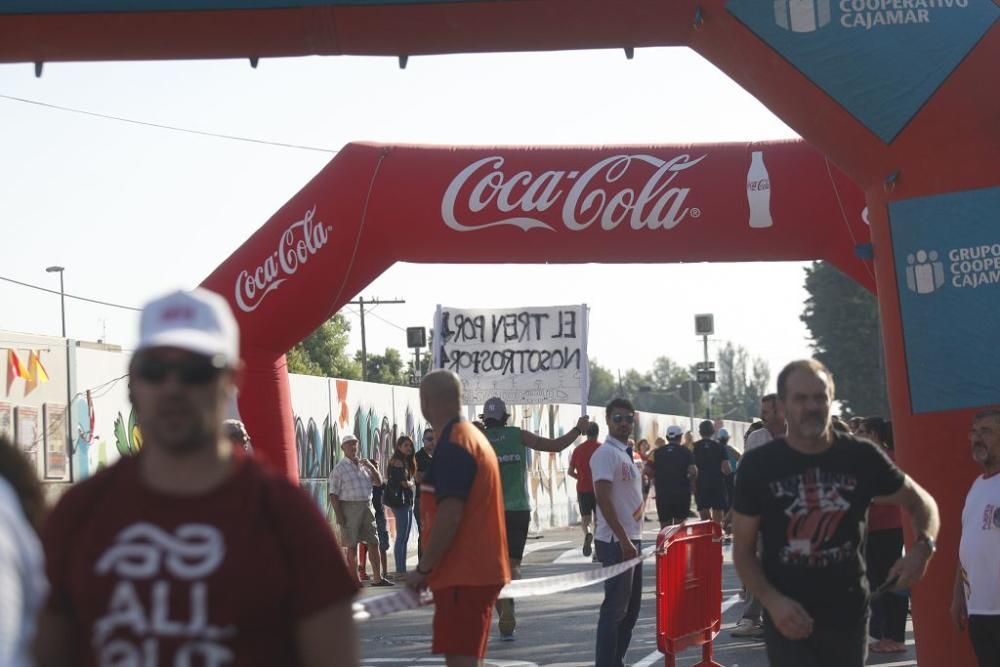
top-left (25, 350), bottom-right (50, 394)
top-left (6, 349), bottom-right (29, 393)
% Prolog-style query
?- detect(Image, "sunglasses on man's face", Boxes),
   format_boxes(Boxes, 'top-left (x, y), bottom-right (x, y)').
top-left (423, 436), bottom-right (435, 442)
top-left (611, 414), bottom-right (635, 424)
top-left (135, 355), bottom-right (225, 386)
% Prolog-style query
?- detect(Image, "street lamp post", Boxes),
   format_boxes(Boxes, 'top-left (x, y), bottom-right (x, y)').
top-left (46, 266), bottom-right (73, 482)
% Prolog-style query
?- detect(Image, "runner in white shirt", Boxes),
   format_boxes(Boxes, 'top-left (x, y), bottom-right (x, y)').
top-left (590, 398), bottom-right (644, 667)
top-left (732, 392), bottom-right (786, 638)
top-left (952, 409), bottom-right (1000, 666)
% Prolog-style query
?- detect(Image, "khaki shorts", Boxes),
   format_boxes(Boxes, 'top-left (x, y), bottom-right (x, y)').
top-left (339, 500), bottom-right (379, 547)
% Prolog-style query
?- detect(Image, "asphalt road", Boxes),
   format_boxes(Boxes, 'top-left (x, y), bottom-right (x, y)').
top-left (356, 525), bottom-right (918, 667)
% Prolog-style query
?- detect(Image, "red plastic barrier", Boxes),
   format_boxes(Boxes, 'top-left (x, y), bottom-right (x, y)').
top-left (655, 521), bottom-right (724, 667)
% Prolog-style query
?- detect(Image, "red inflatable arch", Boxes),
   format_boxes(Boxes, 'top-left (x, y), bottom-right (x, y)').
top-left (3, 3), bottom-right (997, 665)
top-left (200, 139), bottom-right (871, 474)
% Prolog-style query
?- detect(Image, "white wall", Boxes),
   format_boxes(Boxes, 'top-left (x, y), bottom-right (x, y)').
top-left (2, 330), bottom-right (749, 538)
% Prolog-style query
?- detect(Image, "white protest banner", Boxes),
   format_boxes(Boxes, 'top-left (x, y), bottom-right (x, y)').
top-left (433, 304), bottom-right (589, 407)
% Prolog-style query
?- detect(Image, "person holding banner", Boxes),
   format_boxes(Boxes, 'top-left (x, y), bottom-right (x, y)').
top-left (480, 396), bottom-right (591, 641)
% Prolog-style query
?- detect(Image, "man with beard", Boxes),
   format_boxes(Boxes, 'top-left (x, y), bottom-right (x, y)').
top-left (591, 398), bottom-right (645, 667)
top-left (35, 289), bottom-right (360, 667)
top-left (951, 408), bottom-right (1000, 666)
top-left (732, 359), bottom-right (939, 667)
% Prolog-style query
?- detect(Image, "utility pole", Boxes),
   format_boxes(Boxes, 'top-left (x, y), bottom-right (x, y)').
top-left (347, 297), bottom-right (405, 381)
top-left (703, 333), bottom-right (711, 419)
top-left (694, 313), bottom-right (716, 420)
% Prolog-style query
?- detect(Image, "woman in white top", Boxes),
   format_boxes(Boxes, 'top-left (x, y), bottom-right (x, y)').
top-left (0, 436), bottom-right (48, 667)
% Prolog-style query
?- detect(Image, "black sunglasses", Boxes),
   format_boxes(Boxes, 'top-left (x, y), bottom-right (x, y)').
top-left (135, 355), bottom-right (226, 385)
top-left (423, 435), bottom-right (435, 442)
top-left (611, 414), bottom-right (635, 424)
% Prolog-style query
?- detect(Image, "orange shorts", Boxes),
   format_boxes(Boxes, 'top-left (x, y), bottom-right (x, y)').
top-left (431, 584), bottom-right (504, 657)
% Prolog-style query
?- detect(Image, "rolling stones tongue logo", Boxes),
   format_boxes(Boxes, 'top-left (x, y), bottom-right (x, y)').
top-left (787, 505), bottom-right (847, 554)
top-left (777, 469), bottom-right (853, 557)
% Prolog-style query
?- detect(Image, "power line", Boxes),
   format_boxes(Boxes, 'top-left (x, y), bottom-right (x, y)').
top-left (0, 274), bottom-right (141, 311)
top-left (347, 297), bottom-right (406, 381)
top-left (366, 308), bottom-right (407, 332)
top-left (0, 93), bottom-right (340, 155)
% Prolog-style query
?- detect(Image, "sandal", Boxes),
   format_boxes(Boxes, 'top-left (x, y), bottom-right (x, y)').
top-left (882, 641), bottom-right (907, 653)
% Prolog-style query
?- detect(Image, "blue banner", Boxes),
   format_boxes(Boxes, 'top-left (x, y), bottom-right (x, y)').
top-left (0, 0), bottom-right (477, 12)
top-left (890, 186), bottom-right (1000, 414)
top-left (726, 0), bottom-right (999, 143)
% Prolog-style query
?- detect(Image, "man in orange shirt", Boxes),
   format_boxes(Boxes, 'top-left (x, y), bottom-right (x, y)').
top-left (408, 370), bottom-right (510, 666)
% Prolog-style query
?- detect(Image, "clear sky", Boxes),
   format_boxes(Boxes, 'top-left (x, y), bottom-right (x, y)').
top-left (0, 47), bottom-right (813, 386)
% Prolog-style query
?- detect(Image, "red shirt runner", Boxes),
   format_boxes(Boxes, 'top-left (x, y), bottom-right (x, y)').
top-left (42, 454), bottom-right (358, 666)
top-left (569, 438), bottom-right (602, 493)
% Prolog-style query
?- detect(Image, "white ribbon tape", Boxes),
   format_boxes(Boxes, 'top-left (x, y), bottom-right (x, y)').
top-left (352, 545), bottom-right (657, 622)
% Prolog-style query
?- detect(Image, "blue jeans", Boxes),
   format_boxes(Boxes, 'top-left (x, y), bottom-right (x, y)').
top-left (391, 505), bottom-right (413, 573)
top-left (595, 539), bottom-right (643, 667)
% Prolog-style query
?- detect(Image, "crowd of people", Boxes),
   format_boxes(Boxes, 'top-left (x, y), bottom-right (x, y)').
top-left (0, 288), bottom-right (997, 667)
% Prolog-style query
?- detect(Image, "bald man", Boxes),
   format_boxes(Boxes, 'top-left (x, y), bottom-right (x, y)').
top-left (407, 371), bottom-right (510, 666)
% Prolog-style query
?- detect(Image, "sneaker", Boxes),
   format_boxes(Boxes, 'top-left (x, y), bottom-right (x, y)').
top-left (358, 571), bottom-right (370, 582)
top-left (497, 598), bottom-right (516, 637)
top-left (731, 618), bottom-right (763, 638)
top-left (371, 579), bottom-right (395, 587)
top-left (583, 533), bottom-right (593, 557)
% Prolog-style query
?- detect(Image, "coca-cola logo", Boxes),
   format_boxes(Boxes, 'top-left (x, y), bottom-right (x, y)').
top-left (748, 178), bottom-right (770, 192)
top-left (235, 205), bottom-right (331, 313)
top-left (441, 154), bottom-right (705, 233)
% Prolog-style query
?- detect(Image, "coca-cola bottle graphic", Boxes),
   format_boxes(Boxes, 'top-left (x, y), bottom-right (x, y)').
top-left (747, 151), bottom-right (773, 229)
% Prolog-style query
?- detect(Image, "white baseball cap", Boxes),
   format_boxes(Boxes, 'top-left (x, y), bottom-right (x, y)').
top-left (136, 288), bottom-right (240, 367)
top-left (666, 425), bottom-right (684, 438)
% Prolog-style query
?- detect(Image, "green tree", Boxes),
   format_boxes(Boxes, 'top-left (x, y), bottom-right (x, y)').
top-left (713, 341), bottom-right (770, 421)
top-left (287, 314), bottom-right (360, 379)
top-left (357, 347), bottom-right (408, 385)
top-left (801, 261), bottom-right (889, 417)
top-left (587, 360), bottom-right (617, 406)
top-left (634, 357), bottom-right (699, 416)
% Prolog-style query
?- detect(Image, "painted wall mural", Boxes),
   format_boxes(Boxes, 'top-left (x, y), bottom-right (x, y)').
top-left (2, 332), bottom-right (748, 540)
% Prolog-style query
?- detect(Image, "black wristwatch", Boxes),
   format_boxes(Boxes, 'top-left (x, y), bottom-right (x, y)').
top-left (416, 564), bottom-right (432, 576)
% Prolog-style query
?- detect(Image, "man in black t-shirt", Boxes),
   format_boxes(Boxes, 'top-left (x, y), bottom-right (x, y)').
top-left (645, 424), bottom-right (698, 527)
top-left (414, 427), bottom-right (435, 559)
top-left (732, 359), bottom-right (940, 667)
top-left (693, 420), bottom-right (731, 524)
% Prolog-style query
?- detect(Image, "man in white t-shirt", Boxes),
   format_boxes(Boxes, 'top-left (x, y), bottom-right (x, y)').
top-left (731, 392), bottom-right (787, 639)
top-left (590, 397), bottom-right (644, 667)
top-left (952, 408), bottom-right (1000, 666)
top-left (743, 393), bottom-right (786, 454)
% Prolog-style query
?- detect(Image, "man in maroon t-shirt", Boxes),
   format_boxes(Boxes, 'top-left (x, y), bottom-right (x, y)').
top-left (35, 289), bottom-right (360, 667)
top-left (568, 422), bottom-right (602, 557)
